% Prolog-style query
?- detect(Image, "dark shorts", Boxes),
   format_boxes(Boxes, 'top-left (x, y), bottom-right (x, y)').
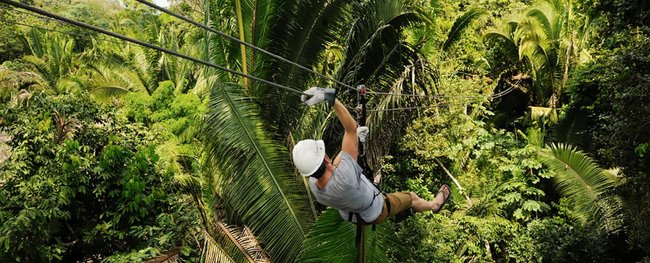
top-left (372, 192), bottom-right (412, 224)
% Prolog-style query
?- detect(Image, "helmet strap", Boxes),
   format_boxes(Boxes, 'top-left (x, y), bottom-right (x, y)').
top-left (310, 161), bottom-right (327, 179)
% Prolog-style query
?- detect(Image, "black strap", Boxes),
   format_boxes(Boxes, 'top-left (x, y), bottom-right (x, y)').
top-left (384, 193), bottom-right (391, 215)
top-left (349, 212), bottom-right (365, 224)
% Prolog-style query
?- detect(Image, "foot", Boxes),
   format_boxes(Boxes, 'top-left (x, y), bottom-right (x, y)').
top-left (431, 184), bottom-right (451, 212)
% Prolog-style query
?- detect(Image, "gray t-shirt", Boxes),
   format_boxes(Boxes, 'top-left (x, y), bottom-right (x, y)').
top-left (309, 152), bottom-right (384, 222)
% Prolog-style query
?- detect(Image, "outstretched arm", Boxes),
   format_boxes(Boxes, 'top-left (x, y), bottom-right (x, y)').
top-left (333, 99), bottom-right (358, 164)
top-left (299, 87), bottom-right (358, 163)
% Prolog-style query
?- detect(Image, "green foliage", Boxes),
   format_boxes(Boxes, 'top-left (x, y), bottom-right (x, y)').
top-left (399, 105), bottom-right (551, 219)
top-left (539, 143), bottom-right (623, 231)
top-left (21, 30), bottom-right (80, 94)
top-left (562, 27), bottom-right (650, 255)
top-left (0, 19), bottom-right (27, 62)
top-left (0, 92), bottom-right (199, 262)
top-left (381, 83), bottom-right (622, 260)
top-left (484, 0), bottom-right (591, 107)
top-left (1, 0), bottom-right (648, 261)
top-left (386, 204), bottom-right (609, 263)
top-left (578, 0), bottom-right (650, 33)
top-left (204, 0), bottom-right (436, 261)
top-left (443, 8), bottom-right (488, 52)
top-left (203, 82), bottom-right (312, 263)
top-left (508, 216), bottom-right (607, 262)
top-left (298, 209), bottom-right (394, 263)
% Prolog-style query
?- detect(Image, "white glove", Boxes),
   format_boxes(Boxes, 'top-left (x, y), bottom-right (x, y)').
top-left (301, 87), bottom-right (336, 107)
top-left (357, 126), bottom-right (369, 143)
top-left (301, 87), bottom-right (325, 106)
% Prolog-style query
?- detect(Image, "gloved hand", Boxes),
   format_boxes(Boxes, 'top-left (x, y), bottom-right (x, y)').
top-left (301, 87), bottom-right (336, 107)
top-left (357, 126), bottom-right (369, 143)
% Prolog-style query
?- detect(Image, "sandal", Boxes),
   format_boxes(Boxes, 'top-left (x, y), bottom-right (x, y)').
top-left (432, 184), bottom-right (451, 212)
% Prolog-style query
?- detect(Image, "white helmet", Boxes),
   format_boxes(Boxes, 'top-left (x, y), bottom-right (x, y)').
top-left (292, 139), bottom-right (326, 177)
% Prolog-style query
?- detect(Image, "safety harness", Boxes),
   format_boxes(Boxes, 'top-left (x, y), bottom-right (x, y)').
top-left (350, 85), bottom-right (389, 263)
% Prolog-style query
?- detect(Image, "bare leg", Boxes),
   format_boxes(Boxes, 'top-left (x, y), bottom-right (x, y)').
top-left (409, 185), bottom-right (450, 212)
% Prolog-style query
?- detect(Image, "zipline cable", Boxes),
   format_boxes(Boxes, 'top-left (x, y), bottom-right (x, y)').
top-left (0, 0), bottom-right (307, 96)
top-left (362, 80), bottom-right (521, 112)
top-left (133, 0), bottom-right (513, 101)
top-left (0, 18), bottom-right (83, 37)
top-left (1, 0), bottom-right (522, 104)
top-left (0, 11), bottom-right (126, 46)
top-left (134, 0), bottom-right (361, 93)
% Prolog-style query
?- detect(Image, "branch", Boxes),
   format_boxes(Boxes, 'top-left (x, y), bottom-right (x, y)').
top-left (434, 158), bottom-right (471, 203)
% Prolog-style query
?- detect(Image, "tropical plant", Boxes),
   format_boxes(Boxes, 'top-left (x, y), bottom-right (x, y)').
top-left (559, 27), bottom-right (650, 254)
top-left (21, 30), bottom-right (81, 94)
top-left (0, 64), bottom-right (44, 101)
top-left (0, 92), bottom-right (200, 262)
top-left (484, 0), bottom-right (591, 107)
top-left (442, 8), bottom-right (487, 52)
top-left (297, 209), bottom-right (393, 263)
top-left (538, 143), bottom-right (623, 232)
top-left (202, 79), bottom-right (312, 262)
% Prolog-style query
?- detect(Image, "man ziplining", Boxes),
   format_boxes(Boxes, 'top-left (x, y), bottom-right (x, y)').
top-left (291, 87), bottom-right (451, 224)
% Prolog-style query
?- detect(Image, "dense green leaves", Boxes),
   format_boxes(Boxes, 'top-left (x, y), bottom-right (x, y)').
top-left (443, 8), bottom-right (487, 52)
top-left (298, 208), bottom-right (393, 263)
top-left (561, 27), bottom-right (650, 254)
top-left (0, 0), bottom-right (649, 261)
top-left (0, 92), bottom-right (199, 262)
top-left (539, 143), bottom-right (621, 225)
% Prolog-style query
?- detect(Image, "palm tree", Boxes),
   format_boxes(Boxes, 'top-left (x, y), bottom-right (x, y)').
top-left (21, 30), bottom-right (80, 94)
top-left (484, 0), bottom-right (591, 107)
top-left (199, 0), bottom-right (436, 261)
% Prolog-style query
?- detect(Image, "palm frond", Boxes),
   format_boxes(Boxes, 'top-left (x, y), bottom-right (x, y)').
top-left (241, 226), bottom-right (271, 262)
top-left (526, 7), bottom-right (553, 40)
top-left (0, 66), bottom-right (45, 99)
top-left (202, 230), bottom-right (238, 263)
top-left (240, 0), bottom-right (276, 75)
top-left (483, 19), bottom-right (521, 59)
top-left (338, 0), bottom-right (421, 86)
top-left (22, 55), bottom-right (55, 88)
top-left (254, 0), bottom-right (352, 136)
top-left (203, 81), bottom-right (312, 262)
top-left (442, 8), bottom-right (487, 52)
top-left (366, 49), bottom-right (437, 168)
top-left (143, 247), bottom-right (181, 263)
top-left (538, 143), bottom-right (623, 230)
top-left (297, 208), bottom-right (394, 263)
top-left (176, 173), bottom-right (271, 263)
top-left (90, 86), bottom-right (131, 98)
top-left (328, 0), bottom-right (431, 169)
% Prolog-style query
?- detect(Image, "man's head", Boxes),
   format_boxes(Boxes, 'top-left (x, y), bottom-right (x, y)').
top-left (292, 139), bottom-right (329, 178)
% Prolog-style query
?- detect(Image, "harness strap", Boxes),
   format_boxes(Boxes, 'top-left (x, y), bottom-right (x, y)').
top-left (347, 188), bottom-right (382, 223)
top-left (384, 193), bottom-right (392, 215)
